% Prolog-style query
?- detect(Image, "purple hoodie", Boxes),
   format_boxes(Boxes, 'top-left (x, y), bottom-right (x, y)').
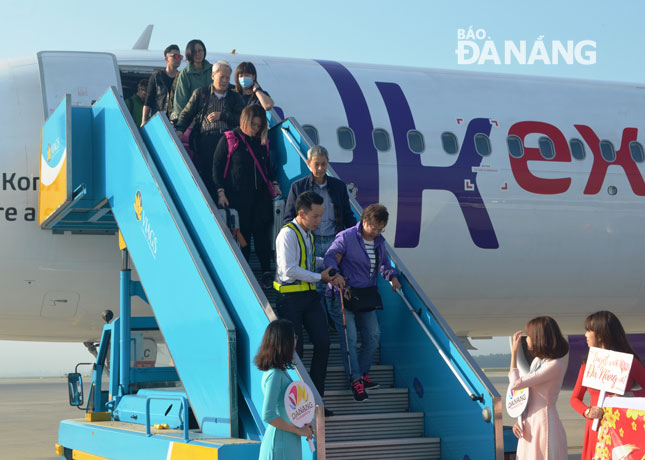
top-left (323, 222), bottom-right (398, 289)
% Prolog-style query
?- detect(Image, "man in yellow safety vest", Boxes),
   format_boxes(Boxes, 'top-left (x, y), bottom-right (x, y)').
top-left (274, 191), bottom-right (342, 411)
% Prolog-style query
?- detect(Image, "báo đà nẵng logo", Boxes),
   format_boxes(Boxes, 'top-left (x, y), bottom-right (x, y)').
top-left (134, 190), bottom-right (158, 258)
top-left (456, 27), bottom-right (596, 65)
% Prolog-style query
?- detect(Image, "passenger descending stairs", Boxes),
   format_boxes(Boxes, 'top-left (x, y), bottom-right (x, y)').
top-left (249, 255), bottom-right (440, 459)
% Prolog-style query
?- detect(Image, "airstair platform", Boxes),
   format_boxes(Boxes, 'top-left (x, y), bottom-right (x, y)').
top-left (40, 89), bottom-right (504, 459)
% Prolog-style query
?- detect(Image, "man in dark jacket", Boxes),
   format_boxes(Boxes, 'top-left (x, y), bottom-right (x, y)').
top-left (284, 145), bottom-right (356, 234)
top-left (283, 145), bottom-right (357, 326)
top-left (141, 44), bottom-right (182, 126)
top-left (175, 60), bottom-right (244, 197)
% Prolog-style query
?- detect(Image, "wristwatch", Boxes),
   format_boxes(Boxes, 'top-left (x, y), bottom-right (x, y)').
top-left (584, 408), bottom-right (590, 418)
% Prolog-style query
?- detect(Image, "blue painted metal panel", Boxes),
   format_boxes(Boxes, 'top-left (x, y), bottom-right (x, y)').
top-left (40, 99), bottom-right (116, 231)
top-left (140, 114), bottom-right (324, 456)
top-left (113, 393), bottom-right (185, 428)
top-left (268, 119), bottom-right (311, 193)
top-left (377, 277), bottom-right (496, 459)
top-left (58, 420), bottom-right (260, 460)
top-left (140, 114), bottom-right (272, 440)
top-left (91, 87), bottom-right (237, 437)
top-left (504, 426), bottom-right (518, 452)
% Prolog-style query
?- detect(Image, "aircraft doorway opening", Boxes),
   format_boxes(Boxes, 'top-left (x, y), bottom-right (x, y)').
top-left (119, 66), bottom-right (156, 107)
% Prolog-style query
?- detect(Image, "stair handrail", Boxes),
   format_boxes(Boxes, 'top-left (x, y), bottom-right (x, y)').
top-left (144, 395), bottom-right (190, 442)
top-left (395, 288), bottom-right (482, 401)
top-left (144, 110), bottom-right (327, 457)
top-left (276, 116), bottom-right (501, 404)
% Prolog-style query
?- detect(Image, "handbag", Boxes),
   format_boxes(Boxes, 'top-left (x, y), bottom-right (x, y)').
top-left (343, 286), bottom-right (383, 313)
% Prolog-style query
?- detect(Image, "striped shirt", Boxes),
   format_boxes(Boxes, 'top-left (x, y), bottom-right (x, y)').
top-left (201, 88), bottom-right (229, 133)
top-left (363, 238), bottom-right (377, 278)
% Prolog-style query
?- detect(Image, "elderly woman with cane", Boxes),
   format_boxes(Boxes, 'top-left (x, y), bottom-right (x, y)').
top-left (324, 204), bottom-right (401, 402)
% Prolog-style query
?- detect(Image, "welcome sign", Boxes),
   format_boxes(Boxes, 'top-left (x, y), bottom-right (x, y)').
top-left (506, 387), bottom-right (529, 418)
top-left (284, 381), bottom-right (316, 452)
top-left (582, 347), bottom-right (634, 431)
top-left (582, 347), bottom-right (634, 395)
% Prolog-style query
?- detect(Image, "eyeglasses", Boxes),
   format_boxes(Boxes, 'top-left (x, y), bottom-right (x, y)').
top-left (167, 53), bottom-right (183, 59)
top-left (366, 223), bottom-right (386, 234)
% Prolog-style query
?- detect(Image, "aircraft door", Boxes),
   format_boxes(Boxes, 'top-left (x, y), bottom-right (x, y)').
top-left (37, 51), bottom-right (123, 118)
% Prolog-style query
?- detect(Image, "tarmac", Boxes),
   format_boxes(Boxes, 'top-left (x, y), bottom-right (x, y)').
top-left (0, 374), bottom-right (584, 459)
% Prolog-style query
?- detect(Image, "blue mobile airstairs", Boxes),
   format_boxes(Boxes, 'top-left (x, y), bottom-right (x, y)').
top-left (41, 88), bottom-right (509, 459)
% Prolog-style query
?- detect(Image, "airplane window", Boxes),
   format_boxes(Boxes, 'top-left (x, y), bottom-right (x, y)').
top-left (629, 141), bottom-right (645, 163)
top-left (507, 136), bottom-right (524, 158)
top-left (337, 127), bottom-right (356, 150)
top-left (441, 132), bottom-right (459, 154)
top-left (407, 130), bottom-right (425, 153)
top-left (538, 137), bottom-right (556, 160)
top-left (600, 140), bottom-right (616, 162)
top-left (303, 125), bottom-right (319, 145)
top-left (474, 133), bottom-right (491, 156)
top-left (569, 139), bottom-right (586, 160)
top-left (373, 129), bottom-right (391, 152)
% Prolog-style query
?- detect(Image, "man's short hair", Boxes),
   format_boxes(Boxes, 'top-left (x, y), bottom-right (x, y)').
top-left (164, 44), bottom-right (180, 57)
top-left (307, 145), bottom-right (329, 161)
top-left (296, 191), bottom-right (323, 213)
top-left (361, 204), bottom-right (389, 226)
top-left (212, 60), bottom-right (231, 75)
top-left (138, 79), bottom-right (148, 89)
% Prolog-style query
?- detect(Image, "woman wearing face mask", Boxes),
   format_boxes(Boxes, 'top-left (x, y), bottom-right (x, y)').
top-left (570, 311), bottom-right (645, 460)
top-left (234, 62), bottom-right (274, 110)
top-left (509, 316), bottom-right (569, 460)
top-left (212, 104), bottom-right (281, 276)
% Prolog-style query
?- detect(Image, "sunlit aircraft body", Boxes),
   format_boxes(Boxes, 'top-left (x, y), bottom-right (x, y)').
top-left (1, 47), bottom-right (644, 354)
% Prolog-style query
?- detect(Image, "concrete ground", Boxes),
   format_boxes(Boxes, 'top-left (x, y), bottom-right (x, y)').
top-left (0, 378), bottom-right (85, 460)
top-left (1, 375), bottom-right (584, 459)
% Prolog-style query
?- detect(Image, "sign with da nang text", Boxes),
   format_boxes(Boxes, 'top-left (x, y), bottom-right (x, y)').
top-left (284, 381), bottom-right (315, 427)
top-left (582, 347), bottom-right (634, 395)
top-left (505, 386), bottom-right (529, 418)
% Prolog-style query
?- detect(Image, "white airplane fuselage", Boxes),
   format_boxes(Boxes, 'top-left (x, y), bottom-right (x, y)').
top-left (1, 50), bottom-right (643, 341)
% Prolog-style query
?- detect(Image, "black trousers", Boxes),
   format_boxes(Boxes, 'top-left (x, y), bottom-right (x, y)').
top-left (229, 187), bottom-right (273, 273)
top-left (276, 290), bottom-right (330, 396)
top-left (195, 131), bottom-right (223, 198)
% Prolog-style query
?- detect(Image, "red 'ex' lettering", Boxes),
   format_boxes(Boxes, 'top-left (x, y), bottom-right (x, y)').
top-left (508, 121), bottom-right (572, 194)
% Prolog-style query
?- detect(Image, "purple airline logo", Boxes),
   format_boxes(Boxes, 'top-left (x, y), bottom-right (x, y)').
top-left (316, 60), bottom-right (499, 250)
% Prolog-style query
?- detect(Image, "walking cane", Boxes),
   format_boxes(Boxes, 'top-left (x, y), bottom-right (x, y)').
top-left (338, 286), bottom-right (353, 378)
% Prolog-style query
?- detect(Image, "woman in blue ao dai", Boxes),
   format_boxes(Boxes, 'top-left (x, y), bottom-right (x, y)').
top-left (255, 319), bottom-right (314, 460)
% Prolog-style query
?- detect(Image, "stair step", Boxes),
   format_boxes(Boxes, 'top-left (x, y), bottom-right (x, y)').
top-left (325, 437), bottom-right (440, 460)
top-left (325, 364), bottom-right (393, 391)
top-left (302, 343), bottom-right (380, 368)
top-left (325, 412), bottom-right (424, 442)
top-left (324, 387), bottom-right (408, 415)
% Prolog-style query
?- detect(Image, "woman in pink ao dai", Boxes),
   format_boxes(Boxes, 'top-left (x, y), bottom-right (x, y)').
top-left (509, 316), bottom-right (569, 460)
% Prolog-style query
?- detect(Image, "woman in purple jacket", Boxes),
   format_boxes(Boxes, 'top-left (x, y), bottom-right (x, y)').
top-left (323, 204), bottom-right (401, 401)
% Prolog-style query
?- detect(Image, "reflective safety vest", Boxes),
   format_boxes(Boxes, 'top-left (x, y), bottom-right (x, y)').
top-left (273, 223), bottom-right (317, 293)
